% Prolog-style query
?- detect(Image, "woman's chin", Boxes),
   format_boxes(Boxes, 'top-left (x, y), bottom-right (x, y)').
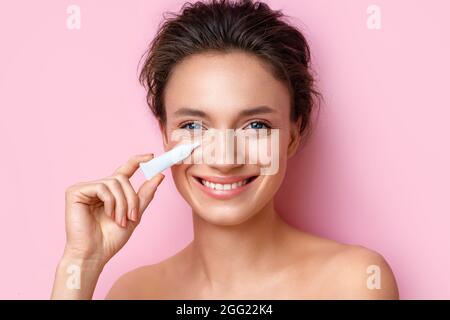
top-left (193, 206), bottom-right (257, 226)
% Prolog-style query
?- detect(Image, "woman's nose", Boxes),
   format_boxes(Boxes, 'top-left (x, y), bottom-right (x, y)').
top-left (194, 128), bottom-right (247, 171)
top-left (206, 157), bottom-right (245, 174)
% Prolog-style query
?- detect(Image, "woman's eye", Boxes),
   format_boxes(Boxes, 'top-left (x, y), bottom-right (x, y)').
top-left (245, 121), bottom-right (270, 130)
top-left (180, 122), bottom-right (203, 130)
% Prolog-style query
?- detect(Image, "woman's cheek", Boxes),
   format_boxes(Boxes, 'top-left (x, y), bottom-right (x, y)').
top-left (257, 129), bottom-right (281, 176)
top-left (170, 164), bottom-right (191, 198)
top-left (165, 128), bottom-right (193, 149)
top-left (236, 128), bottom-right (283, 177)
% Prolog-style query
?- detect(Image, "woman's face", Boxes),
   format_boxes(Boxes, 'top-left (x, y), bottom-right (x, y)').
top-left (161, 51), bottom-right (300, 226)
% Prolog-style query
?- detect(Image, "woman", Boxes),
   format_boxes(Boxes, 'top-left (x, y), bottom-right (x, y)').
top-left (51, 0), bottom-right (399, 299)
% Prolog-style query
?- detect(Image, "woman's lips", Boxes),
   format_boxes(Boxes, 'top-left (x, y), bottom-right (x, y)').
top-left (191, 174), bottom-right (259, 200)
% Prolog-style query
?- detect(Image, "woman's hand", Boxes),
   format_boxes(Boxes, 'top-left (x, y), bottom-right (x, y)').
top-left (64, 153), bottom-right (164, 263)
top-left (51, 153), bottom-right (164, 299)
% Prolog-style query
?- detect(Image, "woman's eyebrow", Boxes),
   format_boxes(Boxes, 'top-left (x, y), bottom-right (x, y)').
top-left (239, 105), bottom-right (276, 117)
top-left (173, 105), bottom-right (276, 119)
top-left (173, 107), bottom-right (210, 119)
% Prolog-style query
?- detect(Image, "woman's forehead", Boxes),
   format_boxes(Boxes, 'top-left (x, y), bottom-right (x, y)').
top-left (163, 52), bottom-right (291, 120)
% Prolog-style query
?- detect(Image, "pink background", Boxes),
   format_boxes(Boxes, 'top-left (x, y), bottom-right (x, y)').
top-left (0, 0), bottom-right (449, 299)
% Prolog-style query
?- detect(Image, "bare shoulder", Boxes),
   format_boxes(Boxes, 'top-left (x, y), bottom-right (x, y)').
top-left (105, 246), bottom-right (190, 300)
top-left (325, 244), bottom-right (399, 299)
top-left (284, 227), bottom-right (399, 299)
top-left (105, 262), bottom-right (166, 299)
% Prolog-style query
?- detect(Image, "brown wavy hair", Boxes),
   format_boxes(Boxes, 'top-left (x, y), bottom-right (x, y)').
top-left (139, 0), bottom-right (321, 141)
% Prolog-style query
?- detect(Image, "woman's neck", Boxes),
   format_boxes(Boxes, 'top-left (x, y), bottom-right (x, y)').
top-left (189, 200), bottom-right (288, 288)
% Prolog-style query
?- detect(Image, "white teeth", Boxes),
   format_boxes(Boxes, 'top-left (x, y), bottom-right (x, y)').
top-left (200, 178), bottom-right (253, 190)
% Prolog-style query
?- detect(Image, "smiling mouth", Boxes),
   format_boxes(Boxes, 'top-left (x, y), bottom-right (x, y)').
top-left (194, 176), bottom-right (258, 193)
top-left (196, 176), bottom-right (258, 191)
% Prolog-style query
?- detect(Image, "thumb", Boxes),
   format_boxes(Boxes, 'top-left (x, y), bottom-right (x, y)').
top-left (137, 173), bottom-right (165, 217)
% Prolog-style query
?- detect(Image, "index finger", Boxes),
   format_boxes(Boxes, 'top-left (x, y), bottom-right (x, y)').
top-left (113, 153), bottom-right (154, 178)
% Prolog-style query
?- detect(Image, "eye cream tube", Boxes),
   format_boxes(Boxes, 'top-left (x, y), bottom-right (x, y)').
top-left (139, 141), bottom-right (201, 180)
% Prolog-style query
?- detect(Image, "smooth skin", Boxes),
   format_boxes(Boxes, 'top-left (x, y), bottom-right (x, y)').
top-left (52, 50), bottom-right (399, 300)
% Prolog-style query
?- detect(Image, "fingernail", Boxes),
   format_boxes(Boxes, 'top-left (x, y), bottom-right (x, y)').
top-left (139, 153), bottom-right (153, 160)
top-left (158, 174), bottom-right (165, 186)
top-left (121, 216), bottom-right (127, 228)
top-left (131, 208), bottom-right (138, 222)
